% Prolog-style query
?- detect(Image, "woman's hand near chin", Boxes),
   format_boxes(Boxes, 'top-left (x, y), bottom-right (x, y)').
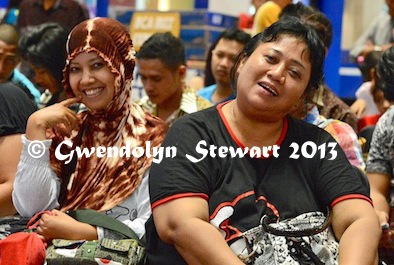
top-left (26, 97), bottom-right (81, 141)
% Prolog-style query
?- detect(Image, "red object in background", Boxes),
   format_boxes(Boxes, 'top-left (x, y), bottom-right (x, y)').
top-left (358, 114), bottom-right (381, 133)
top-left (238, 13), bottom-right (254, 29)
top-left (0, 232), bottom-right (46, 265)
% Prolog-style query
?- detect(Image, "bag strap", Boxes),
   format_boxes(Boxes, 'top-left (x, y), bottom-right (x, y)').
top-left (68, 209), bottom-right (144, 246)
top-left (261, 211), bottom-right (331, 237)
top-left (290, 238), bottom-right (325, 265)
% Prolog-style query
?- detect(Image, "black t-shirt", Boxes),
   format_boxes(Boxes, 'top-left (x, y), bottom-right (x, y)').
top-left (0, 82), bottom-right (36, 136)
top-left (147, 103), bottom-right (370, 265)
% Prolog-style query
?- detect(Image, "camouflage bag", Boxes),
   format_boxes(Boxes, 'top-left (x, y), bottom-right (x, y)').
top-left (45, 209), bottom-right (146, 265)
top-left (46, 238), bottom-right (145, 265)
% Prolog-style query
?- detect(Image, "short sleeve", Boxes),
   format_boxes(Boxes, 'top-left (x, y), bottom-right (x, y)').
top-left (0, 82), bottom-right (36, 136)
top-left (311, 128), bottom-right (370, 207)
top-left (149, 114), bottom-right (219, 208)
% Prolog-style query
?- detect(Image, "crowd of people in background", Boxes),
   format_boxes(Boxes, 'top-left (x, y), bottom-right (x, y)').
top-left (0, 0), bottom-right (394, 264)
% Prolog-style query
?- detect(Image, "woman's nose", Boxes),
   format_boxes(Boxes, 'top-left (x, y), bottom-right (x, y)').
top-left (80, 71), bottom-right (94, 84)
top-left (268, 63), bottom-right (286, 84)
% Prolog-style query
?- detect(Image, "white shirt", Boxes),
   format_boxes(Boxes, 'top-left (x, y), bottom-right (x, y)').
top-left (12, 135), bottom-right (151, 239)
top-left (355, 81), bottom-right (380, 116)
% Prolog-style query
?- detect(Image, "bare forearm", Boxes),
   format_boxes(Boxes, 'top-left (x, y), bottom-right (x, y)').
top-left (0, 134), bottom-right (21, 216)
top-left (371, 193), bottom-right (390, 224)
top-left (72, 223), bottom-right (98, 241)
top-left (171, 218), bottom-right (243, 265)
top-left (368, 172), bottom-right (392, 223)
top-left (0, 182), bottom-right (17, 216)
top-left (338, 217), bottom-right (380, 265)
top-left (371, 191), bottom-right (390, 214)
top-left (26, 114), bottom-right (49, 140)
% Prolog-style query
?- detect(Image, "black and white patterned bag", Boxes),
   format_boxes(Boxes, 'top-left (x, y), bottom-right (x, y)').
top-left (238, 211), bottom-right (338, 265)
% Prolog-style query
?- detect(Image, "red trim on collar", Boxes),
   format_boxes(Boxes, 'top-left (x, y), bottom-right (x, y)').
top-left (216, 101), bottom-right (288, 159)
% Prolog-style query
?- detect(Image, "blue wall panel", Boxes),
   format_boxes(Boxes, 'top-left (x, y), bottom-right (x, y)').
top-left (319, 0), bottom-right (343, 96)
top-left (319, 0), bottom-right (361, 99)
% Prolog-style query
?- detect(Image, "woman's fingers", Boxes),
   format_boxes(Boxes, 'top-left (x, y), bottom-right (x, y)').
top-left (51, 209), bottom-right (61, 215)
top-left (36, 225), bottom-right (43, 235)
top-left (59, 97), bottom-right (81, 107)
top-left (50, 102), bottom-right (81, 136)
top-left (26, 97), bottom-right (82, 140)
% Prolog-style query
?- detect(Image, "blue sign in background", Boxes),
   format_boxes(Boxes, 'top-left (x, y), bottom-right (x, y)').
top-left (319, 0), bottom-right (362, 100)
top-left (1, 0), bottom-right (9, 8)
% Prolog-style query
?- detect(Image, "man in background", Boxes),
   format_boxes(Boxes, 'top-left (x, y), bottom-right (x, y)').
top-left (0, 23), bottom-right (40, 106)
top-left (198, 28), bottom-right (251, 104)
top-left (350, 0), bottom-right (394, 63)
top-left (136, 32), bottom-right (212, 126)
top-left (17, 0), bottom-right (88, 34)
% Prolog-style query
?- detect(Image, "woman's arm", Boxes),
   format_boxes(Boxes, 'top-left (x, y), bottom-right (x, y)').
top-left (350, 99), bottom-right (367, 119)
top-left (25, 98), bottom-right (80, 141)
top-left (367, 172), bottom-right (392, 225)
top-left (37, 210), bottom-right (97, 241)
top-left (331, 199), bottom-right (381, 265)
top-left (0, 134), bottom-right (22, 216)
top-left (12, 135), bottom-right (60, 217)
top-left (349, 17), bottom-right (380, 60)
top-left (153, 197), bottom-right (244, 265)
top-left (13, 98), bottom-right (81, 217)
top-left (365, 110), bottom-right (393, 224)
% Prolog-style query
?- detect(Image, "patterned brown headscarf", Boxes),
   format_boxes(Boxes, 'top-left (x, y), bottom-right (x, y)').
top-left (50, 17), bottom-right (167, 212)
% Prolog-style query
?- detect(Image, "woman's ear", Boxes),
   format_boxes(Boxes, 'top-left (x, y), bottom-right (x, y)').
top-left (296, 92), bottom-right (309, 110)
top-left (234, 53), bottom-right (248, 77)
top-left (238, 54), bottom-right (247, 69)
top-left (178, 65), bottom-right (187, 79)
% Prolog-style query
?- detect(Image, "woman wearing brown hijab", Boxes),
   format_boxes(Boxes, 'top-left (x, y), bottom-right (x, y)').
top-left (12, 17), bottom-right (166, 241)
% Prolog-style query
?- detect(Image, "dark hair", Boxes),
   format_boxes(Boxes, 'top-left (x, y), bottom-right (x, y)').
top-left (18, 23), bottom-right (69, 86)
top-left (136, 32), bottom-right (185, 70)
top-left (279, 2), bottom-right (333, 49)
top-left (230, 17), bottom-right (325, 99)
top-left (204, 28), bottom-right (251, 86)
top-left (358, 50), bottom-right (382, 82)
top-left (374, 46), bottom-right (394, 101)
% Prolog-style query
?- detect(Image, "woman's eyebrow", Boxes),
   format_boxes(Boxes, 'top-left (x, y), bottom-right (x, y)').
top-left (271, 48), bottom-right (307, 70)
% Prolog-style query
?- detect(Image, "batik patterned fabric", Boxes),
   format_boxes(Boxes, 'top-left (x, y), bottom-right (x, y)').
top-left (49, 17), bottom-right (166, 212)
top-left (138, 87), bottom-right (212, 126)
top-left (317, 85), bottom-right (358, 132)
top-left (305, 106), bottom-right (365, 170)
